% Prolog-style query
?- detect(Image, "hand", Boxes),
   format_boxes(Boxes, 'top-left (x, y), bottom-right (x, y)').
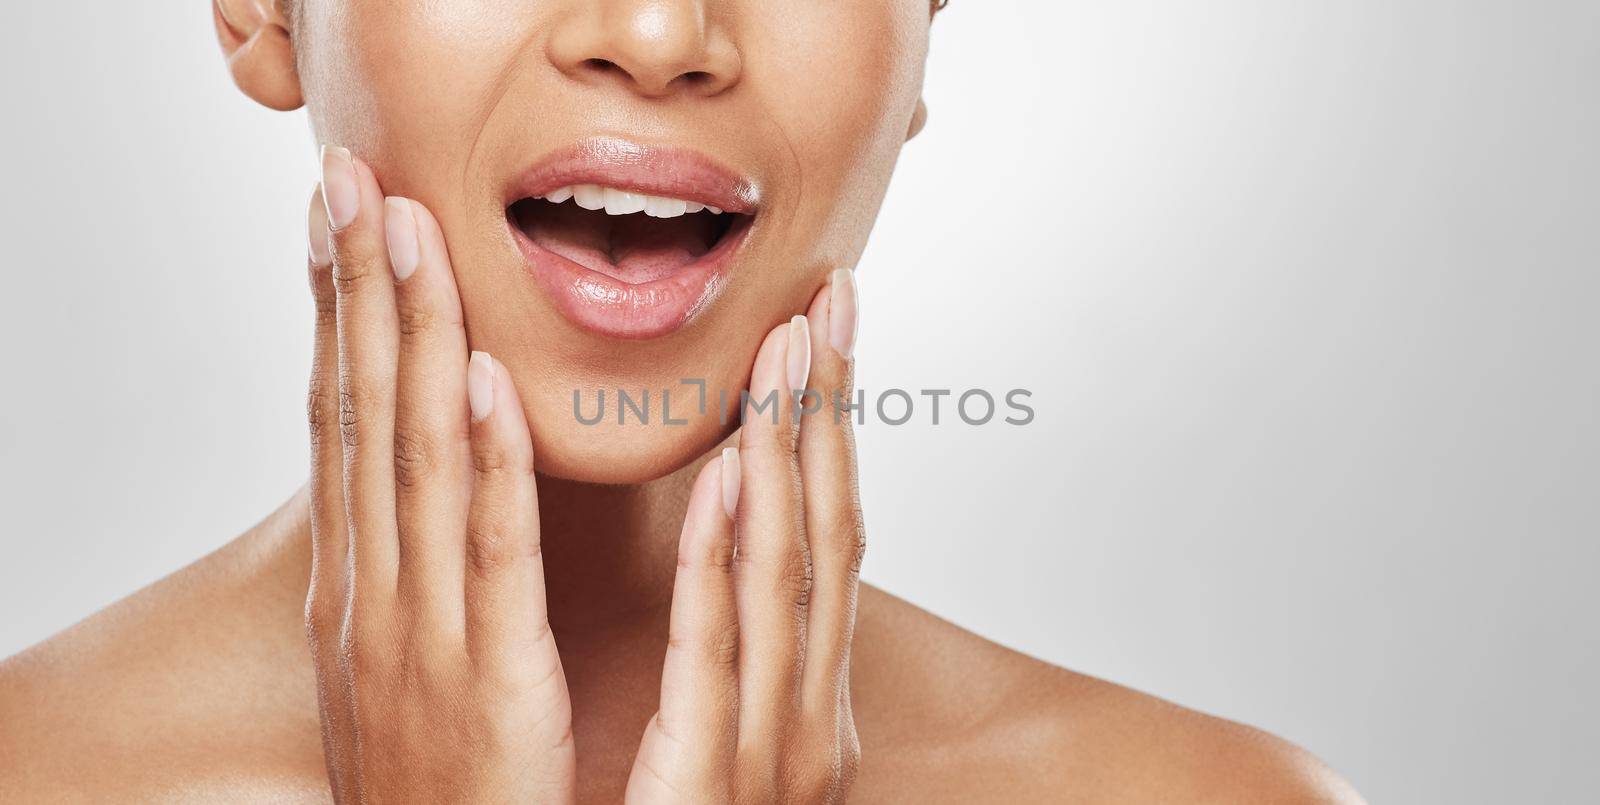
top-left (301, 147), bottom-right (576, 803)
top-left (625, 272), bottom-right (866, 803)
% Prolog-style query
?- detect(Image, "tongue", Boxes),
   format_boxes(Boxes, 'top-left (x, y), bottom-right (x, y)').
top-left (521, 201), bottom-right (714, 284)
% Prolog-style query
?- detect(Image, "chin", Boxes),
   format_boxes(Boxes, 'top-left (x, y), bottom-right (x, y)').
top-left (495, 346), bottom-right (748, 485)
top-left (523, 401), bottom-right (737, 485)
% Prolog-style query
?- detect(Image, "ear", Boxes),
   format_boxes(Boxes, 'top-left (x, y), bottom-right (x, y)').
top-left (906, 98), bottom-right (928, 142)
top-left (213, 0), bottom-right (302, 111)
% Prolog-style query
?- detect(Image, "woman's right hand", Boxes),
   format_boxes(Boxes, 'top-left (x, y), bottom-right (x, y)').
top-left (302, 147), bottom-right (577, 803)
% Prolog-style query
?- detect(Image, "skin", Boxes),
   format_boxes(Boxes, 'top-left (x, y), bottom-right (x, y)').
top-left (0, 0), bottom-right (1366, 802)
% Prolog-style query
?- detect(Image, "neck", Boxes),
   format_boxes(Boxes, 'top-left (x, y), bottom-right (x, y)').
top-left (266, 447), bottom-right (713, 641)
top-left (534, 452), bottom-right (710, 634)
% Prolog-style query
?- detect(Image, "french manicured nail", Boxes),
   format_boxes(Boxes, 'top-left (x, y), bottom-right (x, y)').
top-left (829, 268), bottom-right (858, 358)
top-left (384, 197), bottom-right (419, 281)
top-left (787, 315), bottom-right (811, 393)
top-left (468, 351), bottom-right (495, 422)
top-left (307, 184), bottom-right (332, 267)
top-left (320, 145), bottom-right (359, 230)
top-left (720, 447), bottom-right (741, 519)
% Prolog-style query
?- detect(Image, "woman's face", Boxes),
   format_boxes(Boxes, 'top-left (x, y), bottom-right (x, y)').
top-left (287, 0), bottom-right (930, 483)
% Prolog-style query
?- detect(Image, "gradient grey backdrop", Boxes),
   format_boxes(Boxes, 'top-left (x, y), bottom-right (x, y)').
top-left (2, 2), bottom-right (1596, 802)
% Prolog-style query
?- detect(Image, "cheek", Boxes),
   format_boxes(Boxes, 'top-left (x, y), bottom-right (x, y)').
top-left (752, 6), bottom-right (928, 265)
top-left (298, 0), bottom-right (533, 187)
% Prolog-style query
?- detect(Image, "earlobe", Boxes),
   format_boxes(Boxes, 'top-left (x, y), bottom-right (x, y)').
top-left (213, 0), bottom-right (303, 111)
top-left (906, 98), bottom-right (928, 142)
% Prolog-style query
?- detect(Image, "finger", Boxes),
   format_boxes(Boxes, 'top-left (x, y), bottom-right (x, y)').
top-left (628, 451), bottom-right (742, 801)
top-left (324, 146), bottom-right (402, 604)
top-left (303, 184), bottom-right (357, 801)
top-left (386, 197), bottom-right (472, 636)
top-left (305, 184), bottom-right (348, 612)
top-left (461, 353), bottom-right (560, 687)
top-left (733, 316), bottom-right (813, 756)
top-left (797, 269), bottom-right (866, 706)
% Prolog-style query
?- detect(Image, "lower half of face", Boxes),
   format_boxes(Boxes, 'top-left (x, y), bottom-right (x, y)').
top-left (296, 0), bottom-right (930, 483)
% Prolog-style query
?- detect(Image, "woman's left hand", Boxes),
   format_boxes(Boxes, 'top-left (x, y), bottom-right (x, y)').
top-left (625, 273), bottom-right (866, 804)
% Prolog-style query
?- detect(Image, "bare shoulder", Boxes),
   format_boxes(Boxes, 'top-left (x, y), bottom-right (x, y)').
top-left (850, 587), bottom-right (1365, 804)
top-left (0, 494), bottom-right (326, 803)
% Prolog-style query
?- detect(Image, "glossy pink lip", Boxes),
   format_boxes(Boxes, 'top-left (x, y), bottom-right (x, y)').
top-left (505, 139), bottom-right (759, 340)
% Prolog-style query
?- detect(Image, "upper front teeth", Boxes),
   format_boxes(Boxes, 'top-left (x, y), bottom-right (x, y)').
top-left (538, 185), bottom-right (723, 218)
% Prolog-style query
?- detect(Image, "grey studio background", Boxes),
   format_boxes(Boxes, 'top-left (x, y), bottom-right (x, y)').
top-left (2, 2), bottom-right (1596, 802)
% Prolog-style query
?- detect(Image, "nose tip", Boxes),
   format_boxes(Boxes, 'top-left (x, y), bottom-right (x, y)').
top-left (549, 0), bottom-right (742, 99)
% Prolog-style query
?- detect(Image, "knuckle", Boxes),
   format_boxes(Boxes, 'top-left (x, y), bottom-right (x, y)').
top-left (730, 528), bottom-right (812, 614)
top-left (466, 526), bottom-right (510, 578)
top-left (828, 505), bottom-right (868, 573)
top-left (672, 616), bottom-right (740, 669)
top-left (466, 521), bottom-right (535, 579)
top-left (837, 731), bottom-right (862, 791)
top-left (338, 390), bottom-right (361, 449)
top-left (395, 302), bottom-right (436, 338)
top-left (472, 441), bottom-right (532, 479)
top-left (331, 251), bottom-right (380, 296)
top-left (337, 375), bottom-right (383, 450)
top-left (682, 533), bottom-right (736, 574)
top-left (312, 295), bottom-right (338, 328)
top-left (781, 543), bottom-right (815, 609)
top-left (708, 539), bottom-right (736, 572)
top-left (306, 378), bottom-right (335, 446)
top-left (711, 619), bottom-right (741, 668)
top-left (391, 426), bottom-right (439, 490)
top-left (303, 595), bottom-right (341, 648)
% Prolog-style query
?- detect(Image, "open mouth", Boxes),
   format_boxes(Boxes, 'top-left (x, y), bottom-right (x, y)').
top-left (502, 140), bottom-right (761, 339)
top-left (508, 185), bottom-right (753, 285)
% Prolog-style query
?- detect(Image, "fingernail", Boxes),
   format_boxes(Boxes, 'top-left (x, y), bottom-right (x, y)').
top-left (720, 447), bottom-right (741, 519)
top-left (468, 351), bottom-right (495, 422)
top-left (320, 145), bottom-right (359, 230)
top-left (829, 268), bottom-right (858, 359)
top-left (307, 184), bottom-right (332, 267)
top-left (384, 197), bottom-right (419, 281)
top-left (787, 315), bottom-right (811, 393)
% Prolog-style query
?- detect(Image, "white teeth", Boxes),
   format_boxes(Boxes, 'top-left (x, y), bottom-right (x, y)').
top-left (602, 187), bottom-right (648, 215)
top-left (536, 185), bottom-right (725, 219)
top-left (572, 184), bottom-right (606, 210)
top-left (644, 196), bottom-right (689, 218)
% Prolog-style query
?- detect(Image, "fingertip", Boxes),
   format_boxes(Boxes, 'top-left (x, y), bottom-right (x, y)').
top-left (468, 350), bottom-right (495, 422)
top-left (805, 278), bottom-right (832, 332)
top-left (383, 197), bottom-right (420, 282)
top-left (307, 183), bottom-right (332, 268)
top-left (319, 145), bottom-right (358, 230)
top-left (787, 315), bottom-right (811, 394)
top-left (408, 199), bottom-right (452, 272)
top-left (352, 156), bottom-right (390, 223)
top-left (675, 456), bottom-right (731, 554)
top-left (490, 356), bottom-right (524, 408)
top-left (747, 321), bottom-right (791, 399)
top-left (828, 268), bottom-right (859, 360)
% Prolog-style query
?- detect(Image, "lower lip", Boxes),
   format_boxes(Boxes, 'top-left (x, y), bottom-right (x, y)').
top-left (509, 216), bottom-right (753, 340)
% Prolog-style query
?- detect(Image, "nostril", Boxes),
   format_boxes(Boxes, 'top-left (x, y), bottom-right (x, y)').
top-left (573, 59), bottom-right (725, 96)
top-left (581, 58), bottom-right (626, 77)
top-left (679, 71), bottom-right (714, 88)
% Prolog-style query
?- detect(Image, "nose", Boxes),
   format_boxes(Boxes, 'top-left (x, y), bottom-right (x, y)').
top-left (547, 0), bottom-right (742, 99)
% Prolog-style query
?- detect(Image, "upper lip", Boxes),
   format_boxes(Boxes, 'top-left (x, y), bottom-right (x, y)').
top-left (504, 137), bottom-right (761, 215)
